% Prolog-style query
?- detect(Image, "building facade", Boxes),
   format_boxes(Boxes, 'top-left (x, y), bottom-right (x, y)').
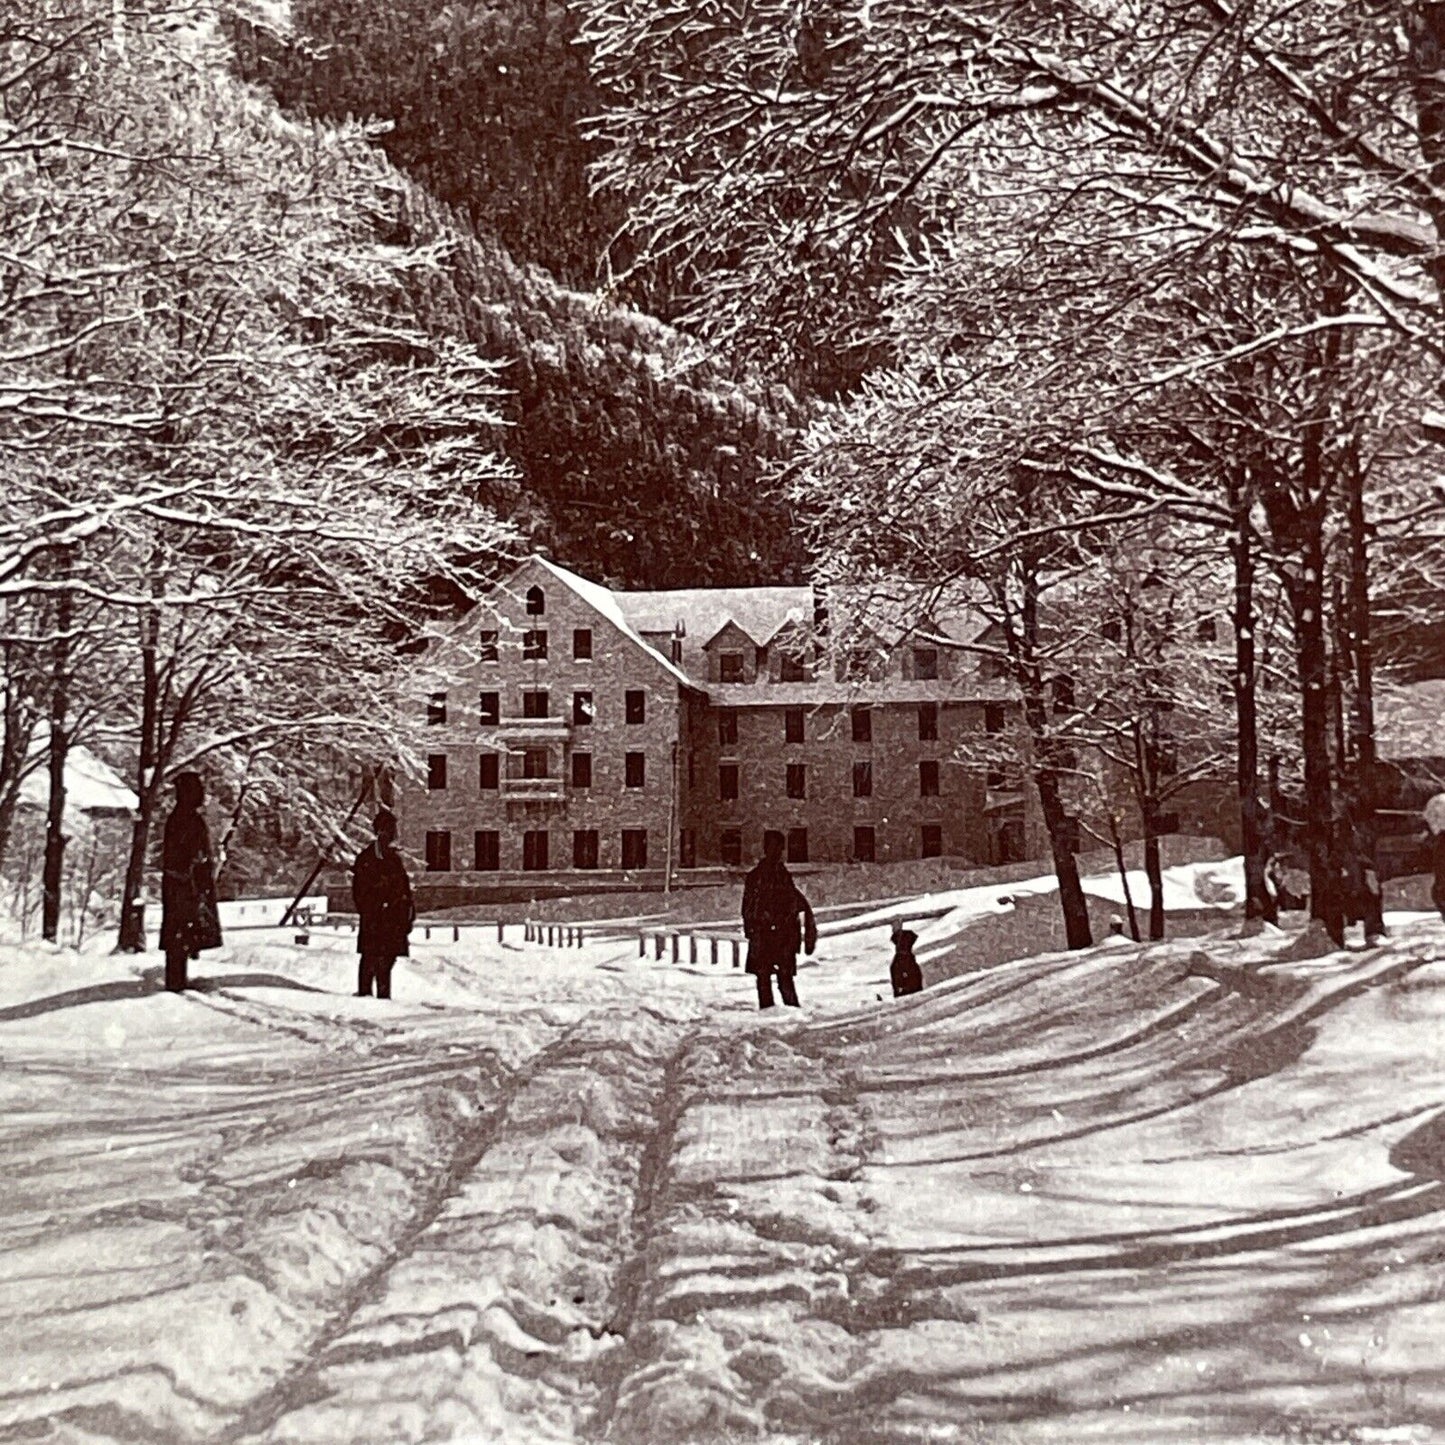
top-left (398, 555), bottom-right (1035, 900)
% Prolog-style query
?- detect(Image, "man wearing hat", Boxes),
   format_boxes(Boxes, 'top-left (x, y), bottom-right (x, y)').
top-left (351, 808), bottom-right (415, 999)
top-left (160, 770), bottom-right (223, 992)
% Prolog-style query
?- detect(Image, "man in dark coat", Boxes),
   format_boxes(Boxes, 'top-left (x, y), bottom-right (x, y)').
top-left (889, 928), bottom-right (923, 997)
top-left (741, 829), bottom-right (816, 1009)
top-left (160, 771), bottom-right (222, 993)
top-left (351, 808), bottom-right (414, 999)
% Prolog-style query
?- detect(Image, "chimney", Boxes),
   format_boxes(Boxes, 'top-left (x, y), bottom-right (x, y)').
top-left (670, 620), bottom-right (685, 665)
top-left (811, 583), bottom-right (829, 637)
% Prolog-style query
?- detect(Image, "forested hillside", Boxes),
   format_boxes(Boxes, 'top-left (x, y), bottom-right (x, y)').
top-left (227, 1), bottom-right (807, 588)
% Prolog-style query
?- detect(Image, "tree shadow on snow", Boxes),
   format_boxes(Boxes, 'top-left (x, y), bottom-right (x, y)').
top-left (0, 969), bottom-right (328, 1023)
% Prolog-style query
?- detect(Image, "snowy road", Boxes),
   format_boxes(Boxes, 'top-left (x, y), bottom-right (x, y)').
top-left (3, 909), bottom-right (1445, 1444)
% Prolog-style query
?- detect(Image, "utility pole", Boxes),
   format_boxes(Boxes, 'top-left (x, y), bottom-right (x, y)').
top-left (664, 738), bottom-right (679, 893)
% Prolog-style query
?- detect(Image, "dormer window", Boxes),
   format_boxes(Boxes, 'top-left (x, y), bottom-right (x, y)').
top-left (779, 652), bottom-right (808, 682)
top-left (525, 584), bottom-right (545, 616)
top-left (719, 651), bottom-right (745, 683)
top-left (913, 646), bottom-right (939, 681)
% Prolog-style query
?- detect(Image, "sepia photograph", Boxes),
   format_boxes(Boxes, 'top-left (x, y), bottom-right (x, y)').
top-left (4, 2), bottom-right (1445, 1441)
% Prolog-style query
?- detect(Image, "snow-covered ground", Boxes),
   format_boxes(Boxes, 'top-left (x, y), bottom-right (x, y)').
top-left (4, 881), bottom-right (1445, 1444)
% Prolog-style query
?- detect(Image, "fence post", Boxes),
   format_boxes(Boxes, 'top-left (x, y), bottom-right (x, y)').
top-left (710, 938), bottom-right (718, 966)
top-left (731, 939), bottom-right (741, 968)
top-left (497, 921), bottom-right (504, 943)
top-left (638, 933), bottom-right (646, 958)
top-left (654, 934), bottom-right (665, 960)
top-left (453, 925), bottom-right (460, 942)
top-left (689, 935), bottom-right (697, 965)
top-left (577, 927), bottom-right (585, 947)
top-left (670, 934), bottom-right (679, 964)
top-left (424, 925), bottom-right (431, 940)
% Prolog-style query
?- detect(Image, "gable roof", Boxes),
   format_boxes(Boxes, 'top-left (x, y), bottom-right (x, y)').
top-left (489, 556), bottom-right (996, 694)
top-left (617, 585), bottom-right (813, 676)
top-left (529, 556), bottom-right (697, 689)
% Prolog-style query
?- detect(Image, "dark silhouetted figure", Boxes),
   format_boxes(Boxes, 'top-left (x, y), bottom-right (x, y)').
top-left (160, 771), bottom-right (222, 993)
top-left (1431, 827), bottom-right (1445, 923)
top-left (889, 928), bottom-right (923, 997)
top-left (1333, 811), bottom-right (1385, 944)
top-left (742, 829), bottom-right (816, 1009)
top-left (351, 808), bottom-right (414, 999)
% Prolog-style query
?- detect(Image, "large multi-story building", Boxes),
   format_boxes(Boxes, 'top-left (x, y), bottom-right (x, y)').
top-left (399, 555), bottom-right (1036, 901)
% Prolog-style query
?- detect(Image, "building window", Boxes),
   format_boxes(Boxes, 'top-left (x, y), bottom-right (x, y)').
top-left (525, 585), bottom-right (545, 616)
top-left (522, 829), bottom-right (549, 871)
top-left (786, 827), bottom-right (808, 863)
top-left (853, 760), bottom-right (872, 797)
top-left (625, 689), bottom-right (646, 724)
top-left (479, 690), bottom-right (500, 726)
top-left (625, 752), bottom-right (645, 788)
top-left (844, 648), bottom-right (872, 680)
top-left (851, 705), bottom-right (871, 743)
top-left (784, 707), bottom-right (805, 744)
top-left (522, 689), bottom-right (549, 719)
top-left (479, 630), bottom-right (499, 663)
top-left (779, 652), bottom-right (807, 682)
top-left (427, 691), bottom-right (447, 726)
top-left (573, 690), bottom-right (594, 726)
top-left (621, 828), bottom-right (648, 869)
top-left (478, 753), bottom-right (499, 790)
top-left (913, 646), bottom-right (939, 681)
top-left (523, 747), bottom-right (549, 779)
top-left (573, 627), bottom-right (593, 660)
top-left (680, 829), bottom-right (697, 869)
top-left (719, 651), bottom-right (744, 683)
top-left (919, 760), bottom-right (940, 797)
top-left (573, 829), bottom-right (599, 870)
top-left (985, 702), bottom-right (1006, 735)
top-left (786, 763), bottom-right (806, 799)
top-left (720, 828), bottom-right (743, 867)
top-left (718, 709), bottom-right (738, 746)
top-left (853, 825), bottom-right (876, 863)
top-left (424, 830), bottom-right (451, 873)
top-left (921, 823), bottom-right (943, 858)
top-left (918, 702), bottom-right (938, 741)
top-left (522, 628), bottom-right (548, 661)
top-left (474, 830), bottom-right (500, 871)
top-left (427, 754), bottom-right (447, 791)
top-left (719, 762), bottom-right (739, 801)
top-left (571, 752), bottom-right (592, 788)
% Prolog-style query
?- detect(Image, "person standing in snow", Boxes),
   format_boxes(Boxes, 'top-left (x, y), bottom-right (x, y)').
top-left (889, 927), bottom-right (923, 997)
top-left (741, 829), bottom-right (816, 1009)
top-left (351, 807), bottom-right (414, 999)
top-left (1426, 793), bottom-right (1445, 922)
top-left (160, 770), bottom-right (222, 993)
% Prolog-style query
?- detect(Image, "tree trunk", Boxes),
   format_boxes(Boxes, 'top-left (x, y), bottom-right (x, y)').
top-left (1142, 805), bottom-right (1165, 941)
top-left (1108, 811), bottom-right (1141, 941)
top-left (117, 599), bottom-right (162, 953)
top-left (1228, 476), bottom-right (1275, 922)
top-left (1291, 555), bottom-right (1342, 946)
top-left (1015, 558), bottom-right (1092, 950)
top-left (41, 581), bottom-right (73, 943)
top-left (0, 628), bottom-right (41, 875)
top-left (1345, 446), bottom-right (1384, 938)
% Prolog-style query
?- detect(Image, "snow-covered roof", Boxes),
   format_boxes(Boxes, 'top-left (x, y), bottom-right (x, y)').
top-left (18, 745), bottom-right (138, 818)
top-left (530, 556), bottom-right (697, 689)
top-left (504, 556), bottom-right (995, 695)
